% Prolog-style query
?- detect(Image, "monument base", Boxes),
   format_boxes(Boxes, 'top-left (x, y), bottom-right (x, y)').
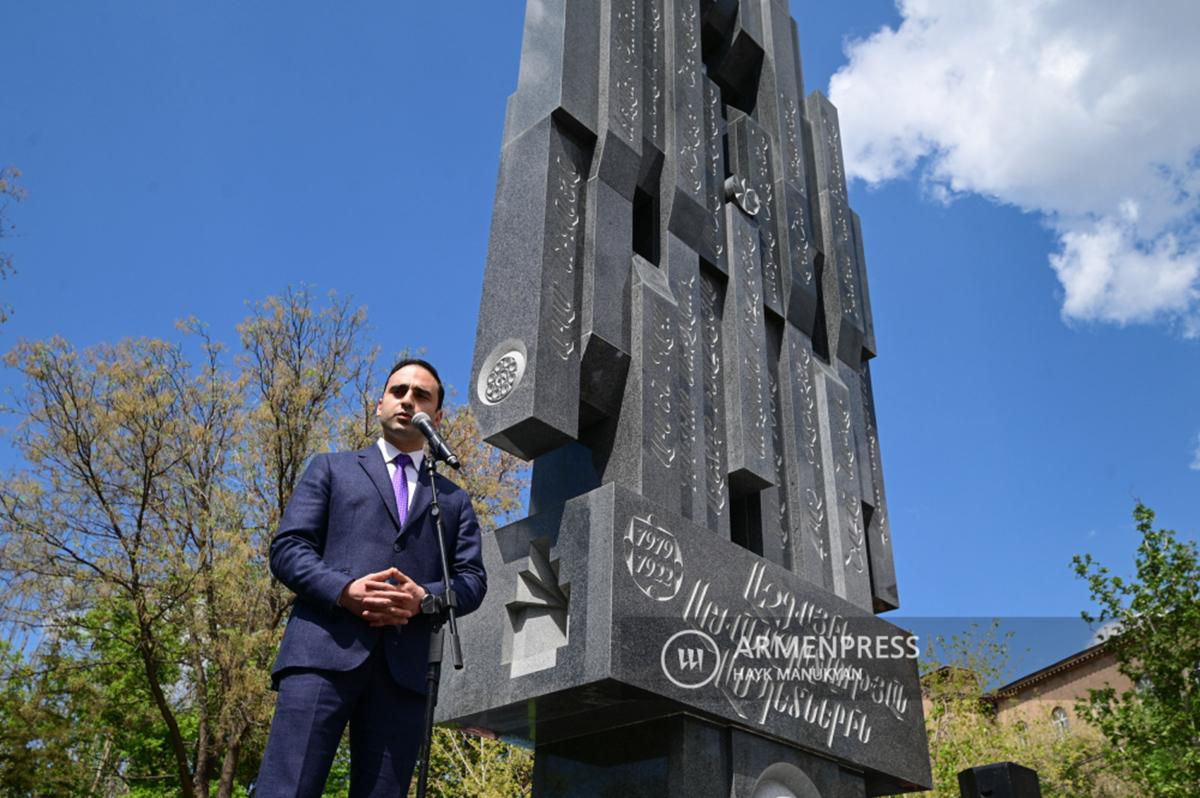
top-left (532, 715), bottom-right (870, 798)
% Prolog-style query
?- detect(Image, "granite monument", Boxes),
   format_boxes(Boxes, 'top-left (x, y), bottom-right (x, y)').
top-left (440, 1), bottom-right (932, 794)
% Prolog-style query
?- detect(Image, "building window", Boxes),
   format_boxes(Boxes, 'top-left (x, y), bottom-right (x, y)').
top-left (1051, 706), bottom-right (1069, 736)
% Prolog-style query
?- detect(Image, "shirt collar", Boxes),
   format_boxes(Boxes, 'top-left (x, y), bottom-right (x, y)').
top-left (377, 437), bottom-right (424, 472)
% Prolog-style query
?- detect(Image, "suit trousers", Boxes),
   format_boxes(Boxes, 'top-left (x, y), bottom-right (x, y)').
top-left (254, 642), bottom-right (426, 798)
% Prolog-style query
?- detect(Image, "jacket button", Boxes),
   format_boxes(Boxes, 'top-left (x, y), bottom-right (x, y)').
top-left (393, 542), bottom-right (402, 552)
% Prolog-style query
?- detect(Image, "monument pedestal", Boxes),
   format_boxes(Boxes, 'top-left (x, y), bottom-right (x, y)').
top-left (534, 715), bottom-right (871, 798)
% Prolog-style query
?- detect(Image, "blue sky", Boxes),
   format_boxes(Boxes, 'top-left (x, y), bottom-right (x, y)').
top-left (2, 1), bottom-right (1197, 675)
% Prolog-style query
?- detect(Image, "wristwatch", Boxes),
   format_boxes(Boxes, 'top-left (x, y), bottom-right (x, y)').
top-left (420, 592), bottom-right (441, 615)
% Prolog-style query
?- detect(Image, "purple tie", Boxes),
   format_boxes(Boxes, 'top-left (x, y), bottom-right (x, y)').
top-left (392, 453), bottom-right (412, 526)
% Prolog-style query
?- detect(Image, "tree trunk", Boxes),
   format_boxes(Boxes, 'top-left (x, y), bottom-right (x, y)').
top-left (191, 645), bottom-right (211, 798)
top-left (88, 735), bottom-right (113, 797)
top-left (216, 722), bottom-right (246, 798)
top-left (135, 607), bottom-right (196, 798)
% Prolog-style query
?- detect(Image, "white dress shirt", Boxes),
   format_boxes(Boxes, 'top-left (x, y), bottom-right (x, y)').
top-left (377, 437), bottom-right (423, 514)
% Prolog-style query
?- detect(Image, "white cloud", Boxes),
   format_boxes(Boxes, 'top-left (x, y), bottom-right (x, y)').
top-left (1049, 217), bottom-right (1200, 325)
top-left (828, 0), bottom-right (1200, 332)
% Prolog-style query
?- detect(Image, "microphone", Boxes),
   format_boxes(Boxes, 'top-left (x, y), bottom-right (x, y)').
top-left (411, 412), bottom-right (461, 470)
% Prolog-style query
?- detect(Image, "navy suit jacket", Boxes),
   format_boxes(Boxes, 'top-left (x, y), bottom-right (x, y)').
top-left (269, 445), bottom-right (486, 694)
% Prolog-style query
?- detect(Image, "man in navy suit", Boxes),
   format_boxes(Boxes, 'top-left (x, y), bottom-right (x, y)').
top-left (255, 358), bottom-right (487, 797)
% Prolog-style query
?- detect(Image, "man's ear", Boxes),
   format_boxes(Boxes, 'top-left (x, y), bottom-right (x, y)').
top-left (375, 398), bottom-right (383, 417)
top-left (433, 408), bottom-right (443, 427)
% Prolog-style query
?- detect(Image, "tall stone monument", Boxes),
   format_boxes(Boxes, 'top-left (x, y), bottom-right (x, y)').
top-left (440, 1), bottom-right (932, 794)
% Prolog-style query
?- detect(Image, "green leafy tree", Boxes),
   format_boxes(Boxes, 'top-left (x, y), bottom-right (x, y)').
top-left (1073, 503), bottom-right (1200, 798)
top-left (0, 638), bottom-right (101, 796)
top-left (419, 728), bottom-right (533, 798)
top-left (318, 727), bottom-right (533, 798)
top-left (1, 334), bottom-right (225, 797)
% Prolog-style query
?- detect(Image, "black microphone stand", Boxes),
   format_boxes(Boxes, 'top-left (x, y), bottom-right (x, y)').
top-left (414, 449), bottom-right (464, 798)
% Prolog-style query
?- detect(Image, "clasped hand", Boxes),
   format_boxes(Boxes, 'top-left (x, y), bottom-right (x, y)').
top-left (338, 567), bottom-right (427, 627)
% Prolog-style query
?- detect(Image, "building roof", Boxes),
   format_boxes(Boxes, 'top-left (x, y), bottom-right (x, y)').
top-left (992, 641), bottom-right (1111, 698)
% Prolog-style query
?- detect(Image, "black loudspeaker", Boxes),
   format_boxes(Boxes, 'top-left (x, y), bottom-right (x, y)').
top-left (957, 762), bottom-right (1042, 798)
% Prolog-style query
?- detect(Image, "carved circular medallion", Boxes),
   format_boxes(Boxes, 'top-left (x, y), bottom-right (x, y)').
top-left (736, 184), bottom-right (761, 217)
top-left (477, 342), bottom-right (527, 406)
top-left (725, 176), bottom-right (761, 217)
top-left (485, 355), bottom-right (520, 402)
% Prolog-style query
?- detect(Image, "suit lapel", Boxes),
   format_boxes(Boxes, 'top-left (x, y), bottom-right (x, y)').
top-left (358, 448), bottom-right (401, 530)
top-left (402, 467), bottom-right (434, 536)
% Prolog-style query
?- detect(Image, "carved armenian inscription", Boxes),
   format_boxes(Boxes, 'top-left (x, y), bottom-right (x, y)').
top-left (547, 146), bottom-right (583, 361)
top-left (613, 0), bottom-right (641, 140)
top-left (642, 0), bottom-right (662, 147)
top-left (753, 132), bottom-right (782, 310)
top-left (700, 272), bottom-right (728, 519)
top-left (675, 272), bottom-right (700, 502)
top-left (649, 302), bottom-right (677, 469)
top-left (674, 0), bottom-right (703, 194)
top-left (617, 508), bottom-right (920, 758)
top-left (703, 78), bottom-right (726, 268)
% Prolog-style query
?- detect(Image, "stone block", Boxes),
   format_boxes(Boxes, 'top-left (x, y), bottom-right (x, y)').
top-left (534, 715), bottom-right (883, 797)
top-left (471, 117), bottom-right (592, 460)
top-left (806, 91), bottom-right (865, 368)
top-left (781, 181), bottom-right (819, 336)
top-left (533, 720), bottom-right (675, 797)
top-left (779, 327), bottom-right (835, 594)
top-left (727, 111), bottom-right (785, 317)
top-left (728, 729), bottom-right (857, 797)
top-left (851, 209), bottom-right (877, 360)
top-left (594, 0), bottom-right (644, 196)
top-left (812, 361), bottom-right (872, 612)
top-left (787, 15), bottom-right (806, 100)
top-left (699, 266), bottom-right (733, 540)
top-left (721, 203), bottom-right (775, 493)
top-left (663, 233), bottom-right (709, 524)
top-left (529, 440), bottom-right (603, 516)
top-left (504, 0), bottom-right (602, 144)
top-left (858, 361), bottom-right (898, 611)
top-left (838, 361), bottom-right (890, 614)
top-left (699, 0), bottom-right (737, 43)
top-left (580, 177), bottom-right (634, 420)
top-left (601, 256), bottom-right (685, 516)
top-left (641, 0), bottom-right (666, 156)
top-left (699, 75), bottom-right (729, 273)
top-left (758, 318), bottom-right (792, 570)
top-left (959, 762), bottom-right (1043, 798)
top-left (752, 0), bottom-right (805, 188)
top-left (707, 0), bottom-right (764, 111)
top-left (660, 0), bottom-right (711, 250)
top-left (838, 361), bottom-right (874, 524)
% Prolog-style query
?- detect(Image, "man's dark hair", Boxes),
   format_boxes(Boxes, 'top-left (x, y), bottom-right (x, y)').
top-left (385, 357), bottom-right (445, 409)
